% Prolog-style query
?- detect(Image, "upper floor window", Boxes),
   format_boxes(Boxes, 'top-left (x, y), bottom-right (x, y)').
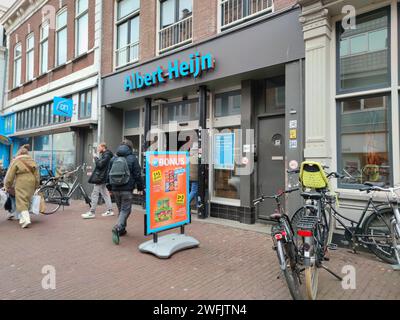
top-left (116, 0), bottom-right (140, 68)
top-left (159, 0), bottom-right (193, 53)
top-left (79, 89), bottom-right (92, 119)
top-left (26, 33), bottom-right (35, 82)
top-left (76, 0), bottom-right (89, 56)
top-left (215, 91), bottom-right (241, 117)
top-left (337, 7), bottom-right (390, 93)
top-left (13, 43), bottom-right (22, 88)
top-left (56, 9), bottom-right (68, 66)
top-left (40, 21), bottom-right (49, 74)
top-left (220, 0), bottom-right (273, 30)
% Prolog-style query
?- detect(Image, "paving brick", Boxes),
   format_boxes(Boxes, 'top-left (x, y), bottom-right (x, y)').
top-left (0, 201), bottom-right (399, 300)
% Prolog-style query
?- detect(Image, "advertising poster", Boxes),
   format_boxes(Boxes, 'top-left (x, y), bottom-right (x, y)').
top-left (214, 133), bottom-right (235, 170)
top-left (145, 151), bottom-right (190, 236)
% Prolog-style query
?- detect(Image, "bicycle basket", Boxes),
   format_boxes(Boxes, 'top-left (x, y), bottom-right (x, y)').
top-left (299, 161), bottom-right (329, 189)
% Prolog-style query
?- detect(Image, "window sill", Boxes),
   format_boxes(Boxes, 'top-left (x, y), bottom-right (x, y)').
top-left (72, 52), bottom-right (89, 63)
top-left (36, 72), bottom-right (48, 80)
top-left (51, 63), bottom-right (68, 72)
top-left (114, 59), bottom-right (140, 72)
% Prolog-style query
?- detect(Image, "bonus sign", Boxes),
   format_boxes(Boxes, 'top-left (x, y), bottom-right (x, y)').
top-left (145, 151), bottom-right (190, 236)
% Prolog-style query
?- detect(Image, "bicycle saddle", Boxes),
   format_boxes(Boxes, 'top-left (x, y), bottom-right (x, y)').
top-left (300, 192), bottom-right (322, 200)
top-left (270, 213), bottom-right (282, 220)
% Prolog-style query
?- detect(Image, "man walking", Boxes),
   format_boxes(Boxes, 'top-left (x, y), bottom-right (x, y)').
top-left (108, 140), bottom-right (144, 245)
top-left (82, 143), bottom-right (114, 219)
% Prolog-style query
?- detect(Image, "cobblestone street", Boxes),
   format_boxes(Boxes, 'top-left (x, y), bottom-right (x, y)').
top-left (0, 201), bottom-right (399, 300)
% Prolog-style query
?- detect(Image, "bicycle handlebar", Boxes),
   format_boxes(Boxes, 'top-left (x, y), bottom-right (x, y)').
top-left (253, 188), bottom-right (299, 205)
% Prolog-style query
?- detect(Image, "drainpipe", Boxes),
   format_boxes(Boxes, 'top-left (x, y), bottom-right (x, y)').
top-left (96, 0), bottom-right (103, 145)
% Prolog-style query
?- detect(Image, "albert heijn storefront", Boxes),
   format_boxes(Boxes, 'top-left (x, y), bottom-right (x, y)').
top-left (101, 8), bottom-right (305, 224)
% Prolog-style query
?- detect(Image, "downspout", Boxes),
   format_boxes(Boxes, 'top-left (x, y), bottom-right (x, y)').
top-left (97, 0), bottom-right (103, 145)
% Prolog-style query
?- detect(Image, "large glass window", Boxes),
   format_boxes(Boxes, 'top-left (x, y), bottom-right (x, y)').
top-left (40, 21), bottom-right (49, 74)
top-left (56, 9), bottom-right (68, 66)
top-left (53, 132), bottom-right (76, 174)
top-left (160, 0), bottom-right (192, 28)
top-left (75, 0), bottom-right (89, 56)
top-left (338, 94), bottom-right (391, 187)
top-left (266, 76), bottom-right (285, 112)
top-left (215, 91), bottom-right (241, 117)
top-left (79, 90), bottom-right (92, 119)
top-left (116, 0), bottom-right (140, 68)
top-left (13, 43), bottom-right (22, 87)
top-left (162, 100), bottom-right (199, 124)
top-left (26, 34), bottom-right (34, 81)
top-left (213, 127), bottom-right (241, 200)
top-left (337, 7), bottom-right (390, 92)
top-left (125, 109), bottom-right (140, 129)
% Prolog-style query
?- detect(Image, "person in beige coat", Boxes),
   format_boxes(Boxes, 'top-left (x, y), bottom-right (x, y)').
top-left (4, 145), bottom-right (40, 229)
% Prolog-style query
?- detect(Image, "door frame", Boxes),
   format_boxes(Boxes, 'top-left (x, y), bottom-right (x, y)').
top-left (255, 112), bottom-right (285, 221)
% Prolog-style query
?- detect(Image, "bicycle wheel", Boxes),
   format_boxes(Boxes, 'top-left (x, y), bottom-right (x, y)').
top-left (364, 208), bottom-right (398, 265)
top-left (305, 264), bottom-right (319, 300)
top-left (39, 186), bottom-right (62, 215)
top-left (276, 241), bottom-right (303, 300)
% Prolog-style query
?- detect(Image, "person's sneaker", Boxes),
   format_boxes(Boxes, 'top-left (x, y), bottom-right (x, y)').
top-left (81, 212), bottom-right (96, 219)
top-left (21, 220), bottom-right (31, 229)
top-left (112, 227), bottom-right (120, 245)
top-left (101, 210), bottom-right (115, 217)
top-left (7, 213), bottom-right (16, 221)
top-left (119, 229), bottom-right (127, 237)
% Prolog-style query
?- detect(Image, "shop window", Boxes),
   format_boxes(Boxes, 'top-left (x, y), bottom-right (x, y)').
top-left (125, 109), bottom-right (140, 129)
top-left (338, 94), bottom-right (391, 188)
top-left (75, 0), bottom-right (89, 56)
top-left (162, 100), bottom-right (199, 124)
top-left (116, 0), bottom-right (140, 68)
top-left (151, 106), bottom-right (159, 126)
top-left (337, 7), bottom-right (390, 93)
top-left (79, 90), bottom-right (92, 119)
top-left (53, 132), bottom-right (76, 175)
top-left (266, 76), bottom-right (285, 112)
top-left (213, 127), bottom-right (241, 200)
top-left (215, 91), bottom-right (241, 118)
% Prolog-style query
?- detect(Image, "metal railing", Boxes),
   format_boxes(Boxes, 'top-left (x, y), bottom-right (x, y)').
top-left (220, 0), bottom-right (273, 30)
top-left (159, 15), bottom-right (193, 54)
top-left (116, 41), bottom-right (139, 68)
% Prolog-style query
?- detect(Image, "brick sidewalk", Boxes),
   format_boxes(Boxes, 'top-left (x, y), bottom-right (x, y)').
top-left (0, 201), bottom-right (399, 300)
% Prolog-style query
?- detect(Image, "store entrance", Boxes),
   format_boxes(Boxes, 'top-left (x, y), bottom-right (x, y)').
top-left (257, 115), bottom-right (286, 220)
top-left (163, 130), bottom-right (199, 151)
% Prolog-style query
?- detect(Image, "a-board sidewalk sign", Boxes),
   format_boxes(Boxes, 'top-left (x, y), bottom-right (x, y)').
top-left (138, 151), bottom-right (200, 259)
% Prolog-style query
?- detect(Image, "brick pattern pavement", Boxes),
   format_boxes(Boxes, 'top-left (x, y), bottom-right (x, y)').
top-left (0, 201), bottom-right (399, 300)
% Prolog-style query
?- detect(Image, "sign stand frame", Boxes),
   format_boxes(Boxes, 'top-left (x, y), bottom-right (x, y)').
top-left (139, 151), bottom-right (199, 259)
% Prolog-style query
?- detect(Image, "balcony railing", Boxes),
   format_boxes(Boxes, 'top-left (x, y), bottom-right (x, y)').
top-left (116, 41), bottom-right (139, 68)
top-left (159, 16), bottom-right (193, 54)
top-left (220, 0), bottom-right (273, 30)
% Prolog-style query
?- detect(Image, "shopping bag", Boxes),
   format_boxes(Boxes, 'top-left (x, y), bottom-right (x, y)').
top-left (0, 189), bottom-right (8, 208)
top-left (30, 195), bottom-right (41, 215)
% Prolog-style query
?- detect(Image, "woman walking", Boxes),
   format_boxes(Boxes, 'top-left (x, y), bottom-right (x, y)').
top-left (4, 144), bottom-right (40, 229)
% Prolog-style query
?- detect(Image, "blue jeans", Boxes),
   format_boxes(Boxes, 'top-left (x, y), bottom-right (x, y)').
top-left (189, 181), bottom-right (198, 208)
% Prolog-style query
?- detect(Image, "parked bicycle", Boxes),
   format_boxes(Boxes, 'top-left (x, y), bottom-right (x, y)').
top-left (38, 164), bottom-right (91, 215)
top-left (253, 188), bottom-right (303, 300)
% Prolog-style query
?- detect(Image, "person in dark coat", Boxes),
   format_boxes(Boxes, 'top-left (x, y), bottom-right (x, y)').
top-left (82, 142), bottom-right (114, 219)
top-left (108, 140), bottom-right (144, 244)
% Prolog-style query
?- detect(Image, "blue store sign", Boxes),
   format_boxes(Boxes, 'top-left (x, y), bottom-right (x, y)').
top-left (53, 97), bottom-right (73, 117)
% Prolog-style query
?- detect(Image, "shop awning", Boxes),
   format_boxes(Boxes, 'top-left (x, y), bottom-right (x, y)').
top-left (0, 134), bottom-right (12, 146)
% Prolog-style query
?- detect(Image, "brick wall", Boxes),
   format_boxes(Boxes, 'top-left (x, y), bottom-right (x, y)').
top-left (139, 0), bottom-right (157, 62)
top-left (101, 0), bottom-right (114, 76)
top-left (193, 0), bottom-right (218, 42)
top-left (7, 0), bottom-right (96, 100)
top-left (274, 0), bottom-right (297, 11)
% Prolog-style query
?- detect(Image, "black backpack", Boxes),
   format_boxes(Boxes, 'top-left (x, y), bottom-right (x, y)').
top-left (109, 157), bottom-right (130, 186)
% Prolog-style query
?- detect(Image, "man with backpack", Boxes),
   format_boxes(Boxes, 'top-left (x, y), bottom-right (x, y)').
top-left (108, 140), bottom-right (144, 245)
top-left (82, 142), bottom-right (114, 219)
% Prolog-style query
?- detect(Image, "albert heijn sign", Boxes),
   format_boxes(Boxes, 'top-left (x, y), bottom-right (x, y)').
top-left (123, 52), bottom-right (215, 94)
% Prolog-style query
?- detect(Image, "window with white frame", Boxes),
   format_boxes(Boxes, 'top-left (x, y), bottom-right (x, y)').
top-left (115, 0), bottom-right (140, 68)
top-left (75, 0), bottom-right (89, 56)
top-left (26, 33), bottom-right (34, 81)
top-left (159, 0), bottom-right (193, 53)
top-left (79, 89), bottom-right (92, 119)
top-left (40, 21), bottom-right (49, 74)
top-left (13, 43), bottom-right (22, 87)
top-left (56, 9), bottom-right (68, 66)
